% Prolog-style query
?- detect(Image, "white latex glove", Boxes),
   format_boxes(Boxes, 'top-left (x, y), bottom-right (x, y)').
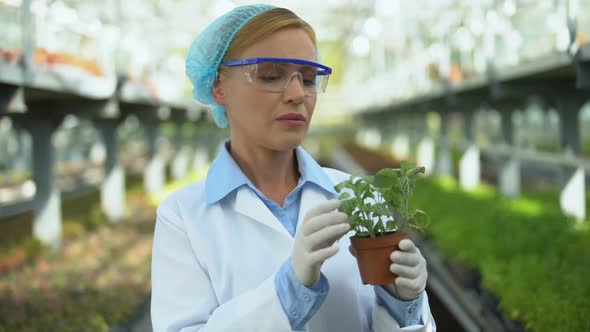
top-left (291, 199), bottom-right (350, 287)
top-left (385, 239), bottom-right (428, 301)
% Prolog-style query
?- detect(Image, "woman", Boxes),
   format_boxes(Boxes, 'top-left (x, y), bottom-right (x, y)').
top-left (151, 4), bottom-right (436, 332)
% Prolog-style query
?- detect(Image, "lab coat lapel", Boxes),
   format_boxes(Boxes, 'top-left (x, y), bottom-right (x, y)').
top-left (233, 186), bottom-right (292, 239)
top-left (297, 185), bottom-right (331, 227)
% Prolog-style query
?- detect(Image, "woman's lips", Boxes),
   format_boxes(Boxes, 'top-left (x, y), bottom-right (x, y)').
top-left (277, 119), bottom-right (306, 126)
top-left (277, 113), bottom-right (306, 126)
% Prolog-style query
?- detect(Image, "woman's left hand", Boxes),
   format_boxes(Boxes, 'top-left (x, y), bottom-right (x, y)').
top-left (384, 239), bottom-right (428, 301)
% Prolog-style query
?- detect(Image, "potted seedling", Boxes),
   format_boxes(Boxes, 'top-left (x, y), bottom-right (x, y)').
top-left (334, 161), bottom-right (429, 285)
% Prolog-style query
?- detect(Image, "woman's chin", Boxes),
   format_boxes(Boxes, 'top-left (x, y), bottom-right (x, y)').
top-left (270, 134), bottom-right (306, 151)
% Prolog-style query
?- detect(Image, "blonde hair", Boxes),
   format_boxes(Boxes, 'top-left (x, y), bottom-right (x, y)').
top-left (222, 8), bottom-right (317, 63)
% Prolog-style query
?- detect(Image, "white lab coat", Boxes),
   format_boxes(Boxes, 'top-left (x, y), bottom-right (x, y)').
top-left (151, 167), bottom-right (436, 332)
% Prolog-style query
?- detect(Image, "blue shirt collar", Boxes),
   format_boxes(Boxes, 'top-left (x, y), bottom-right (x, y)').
top-left (205, 141), bottom-right (337, 205)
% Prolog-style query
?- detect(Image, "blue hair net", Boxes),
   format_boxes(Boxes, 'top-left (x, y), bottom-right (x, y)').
top-left (186, 4), bottom-right (276, 128)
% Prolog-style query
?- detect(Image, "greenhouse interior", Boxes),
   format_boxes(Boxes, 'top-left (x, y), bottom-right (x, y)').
top-left (0, 0), bottom-right (589, 331)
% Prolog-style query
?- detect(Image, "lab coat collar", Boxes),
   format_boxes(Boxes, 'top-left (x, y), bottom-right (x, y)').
top-left (205, 141), bottom-right (247, 205)
top-left (205, 140), bottom-right (336, 206)
top-left (295, 145), bottom-right (338, 196)
top-left (233, 178), bottom-right (332, 239)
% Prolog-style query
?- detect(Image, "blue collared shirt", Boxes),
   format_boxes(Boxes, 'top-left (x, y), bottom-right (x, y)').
top-left (205, 141), bottom-right (422, 329)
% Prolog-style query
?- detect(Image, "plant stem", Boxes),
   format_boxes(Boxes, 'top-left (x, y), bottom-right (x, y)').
top-left (355, 194), bottom-right (373, 237)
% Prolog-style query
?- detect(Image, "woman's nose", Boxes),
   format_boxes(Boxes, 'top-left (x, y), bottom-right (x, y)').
top-left (284, 72), bottom-right (306, 96)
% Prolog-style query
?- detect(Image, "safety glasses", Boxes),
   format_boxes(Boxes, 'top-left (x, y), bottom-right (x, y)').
top-left (220, 57), bottom-right (332, 96)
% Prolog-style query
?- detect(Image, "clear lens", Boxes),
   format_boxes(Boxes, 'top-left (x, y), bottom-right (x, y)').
top-left (243, 62), bottom-right (329, 95)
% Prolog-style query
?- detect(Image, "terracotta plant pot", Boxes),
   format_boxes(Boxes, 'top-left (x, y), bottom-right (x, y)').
top-left (350, 232), bottom-right (406, 285)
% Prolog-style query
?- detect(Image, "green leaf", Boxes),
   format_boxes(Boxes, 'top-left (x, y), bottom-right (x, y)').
top-left (360, 218), bottom-right (373, 232)
top-left (360, 219), bottom-right (375, 236)
top-left (334, 180), bottom-right (355, 193)
top-left (386, 220), bottom-right (396, 231)
top-left (382, 190), bottom-right (397, 202)
top-left (386, 193), bottom-right (403, 209)
top-left (339, 199), bottom-right (356, 215)
top-left (374, 169), bottom-right (398, 188)
top-left (408, 167), bottom-right (426, 177)
top-left (350, 215), bottom-right (364, 228)
top-left (338, 192), bottom-right (351, 200)
top-left (357, 181), bottom-right (368, 196)
top-left (410, 208), bottom-right (430, 231)
top-left (387, 204), bottom-right (402, 223)
top-left (376, 168), bottom-right (398, 178)
top-left (363, 187), bottom-right (375, 199)
top-left (374, 220), bottom-right (384, 235)
top-left (401, 161), bottom-right (416, 170)
top-left (372, 203), bottom-right (392, 217)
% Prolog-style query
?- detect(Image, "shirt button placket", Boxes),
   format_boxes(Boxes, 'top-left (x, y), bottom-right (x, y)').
top-left (408, 303), bottom-right (417, 315)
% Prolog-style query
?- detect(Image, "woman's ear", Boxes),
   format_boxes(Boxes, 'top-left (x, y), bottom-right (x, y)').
top-left (212, 77), bottom-right (225, 105)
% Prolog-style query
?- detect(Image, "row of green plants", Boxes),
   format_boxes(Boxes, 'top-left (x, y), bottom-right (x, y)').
top-left (411, 177), bottom-right (589, 332)
top-left (0, 175), bottom-right (155, 331)
top-left (0, 281), bottom-right (148, 332)
top-left (0, 179), bottom-right (132, 272)
top-left (340, 143), bottom-right (589, 332)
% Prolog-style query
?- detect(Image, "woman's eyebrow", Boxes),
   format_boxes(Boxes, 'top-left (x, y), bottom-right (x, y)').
top-left (271, 62), bottom-right (318, 73)
top-left (298, 65), bottom-right (318, 73)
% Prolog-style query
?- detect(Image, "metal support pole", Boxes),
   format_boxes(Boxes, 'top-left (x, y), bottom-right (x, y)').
top-left (558, 101), bottom-right (581, 155)
top-left (437, 111), bottom-right (453, 176)
top-left (192, 129), bottom-right (210, 175)
top-left (392, 133), bottom-right (410, 159)
top-left (556, 98), bottom-right (585, 221)
top-left (417, 115), bottom-right (435, 175)
top-left (391, 116), bottom-right (410, 159)
top-left (143, 121), bottom-right (164, 195)
top-left (171, 121), bottom-right (190, 180)
top-left (408, 114), bottom-right (423, 157)
top-left (498, 110), bottom-right (520, 198)
top-left (95, 119), bottom-right (125, 223)
top-left (459, 111), bottom-right (480, 190)
top-left (21, 115), bottom-right (63, 251)
top-left (21, 0), bottom-right (35, 82)
top-left (375, 117), bottom-right (386, 151)
top-left (0, 84), bottom-right (18, 113)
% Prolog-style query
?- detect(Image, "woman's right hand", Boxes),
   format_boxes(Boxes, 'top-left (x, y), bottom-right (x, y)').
top-left (291, 199), bottom-right (351, 287)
